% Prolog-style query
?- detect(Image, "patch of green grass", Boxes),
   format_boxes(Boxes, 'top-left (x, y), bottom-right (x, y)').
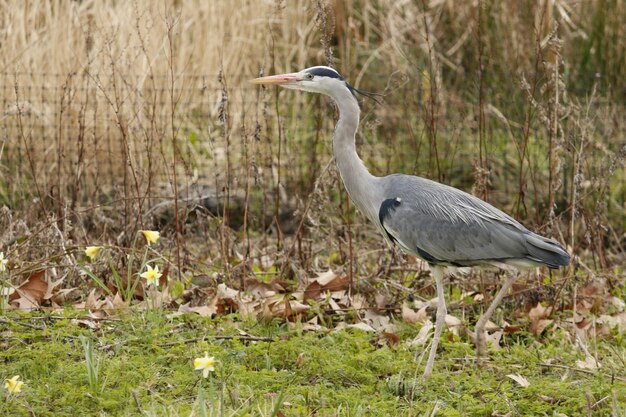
top-left (1, 311), bottom-right (625, 416)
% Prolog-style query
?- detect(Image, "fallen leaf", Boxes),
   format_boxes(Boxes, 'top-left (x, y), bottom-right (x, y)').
top-left (402, 303), bottom-right (423, 324)
top-left (382, 332), bottom-right (400, 345)
top-left (112, 292), bottom-right (128, 309)
top-left (217, 283), bottom-right (239, 299)
top-left (303, 281), bottom-right (322, 302)
top-left (315, 269), bottom-right (337, 286)
top-left (528, 303), bottom-right (554, 336)
top-left (304, 270), bottom-right (349, 302)
top-left (484, 320), bottom-right (500, 332)
top-left (364, 310), bottom-right (393, 331)
top-left (44, 277), bottom-right (65, 300)
top-left (610, 296), bottom-right (626, 312)
top-left (84, 288), bottom-right (100, 310)
top-left (71, 319), bottom-right (100, 330)
top-left (528, 303), bottom-right (552, 321)
top-left (530, 319), bottom-right (553, 336)
top-left (503, 324), bottom-right (523, 334)
top-left (407, 320), bottom-right (433, 347)
top-left (178, 302), bottom-right (216, 317)
top-left (506, 373), bottom-right (530, 387)
top-left (11, 270), bottom-right (47, 309)
top-left (336, 322), bottom-right (376, 332)
top-left (598, 312), bottom-right (626, 333)
top-left (445, 314), bottom-right (463, 336)
top-left (539, 395), bottom-right (556, 404)
top-left (575, 355), bottom-right (600, 370)
top-left (486, 330), bottom-right (503, 350)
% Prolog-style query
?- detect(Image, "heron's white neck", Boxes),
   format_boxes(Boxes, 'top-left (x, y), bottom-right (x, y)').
top-left (329, 87), bottom-right (381, 223)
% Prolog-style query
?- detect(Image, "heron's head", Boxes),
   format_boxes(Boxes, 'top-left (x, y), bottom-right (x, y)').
top-left (251, 66), bottom-right (355, 97)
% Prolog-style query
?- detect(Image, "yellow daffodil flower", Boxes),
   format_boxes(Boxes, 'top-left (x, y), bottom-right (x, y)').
top-left (84, 246), bottom-right (102, 260)
top-left (140, 264), bottom-right (162, 287)
top-left (194, 353), bottom-right (216, 378)
top-left (141, 230), bottom-right (160, 245)
top-left (0, 252), bottom-right (7, 272)
top-left (4, 375), bottom-right (24, 394)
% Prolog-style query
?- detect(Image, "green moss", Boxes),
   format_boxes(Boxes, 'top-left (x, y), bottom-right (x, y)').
top-left (1, 310), bottom-right (625, 416)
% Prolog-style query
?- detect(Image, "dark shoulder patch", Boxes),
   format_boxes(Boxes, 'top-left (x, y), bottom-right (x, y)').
top-left (306, 66), bottom-right (343, 80)
top-left (378, 198), bottom-right (402, 244)
top-left (378, 197), bottom-right (402, 225)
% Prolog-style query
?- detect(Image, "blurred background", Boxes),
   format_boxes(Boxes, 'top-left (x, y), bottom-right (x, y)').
top-left (0, 0), bottom-right (624, 289)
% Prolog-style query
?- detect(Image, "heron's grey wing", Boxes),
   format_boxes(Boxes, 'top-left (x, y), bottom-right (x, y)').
top-left (378, 176), bottom-right (530, 266)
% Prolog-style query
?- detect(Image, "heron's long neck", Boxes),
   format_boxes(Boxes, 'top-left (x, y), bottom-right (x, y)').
top-left (331, 89), bottom-right (380, 222)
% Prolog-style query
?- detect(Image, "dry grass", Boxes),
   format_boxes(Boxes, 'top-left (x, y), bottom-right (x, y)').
top-left (0, 0), bottom-right (624, 287)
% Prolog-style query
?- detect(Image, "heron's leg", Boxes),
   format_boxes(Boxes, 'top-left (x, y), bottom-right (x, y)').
top-left (475, 272), bottom-right (517, 364)
top-left (423, 265), bottom-right (446, 379)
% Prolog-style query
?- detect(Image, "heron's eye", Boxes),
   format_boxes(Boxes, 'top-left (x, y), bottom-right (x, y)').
top-left (304, 73), bottom-right (314, 80)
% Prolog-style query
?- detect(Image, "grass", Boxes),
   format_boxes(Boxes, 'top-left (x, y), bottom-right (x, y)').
top-left (1, 1), bottom-right (625, 416)
top-left (2, 310), bottom-right (625, 416)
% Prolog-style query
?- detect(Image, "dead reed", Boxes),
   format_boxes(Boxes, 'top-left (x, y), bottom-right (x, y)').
top-left (0, 0), bottom-right (624, 291)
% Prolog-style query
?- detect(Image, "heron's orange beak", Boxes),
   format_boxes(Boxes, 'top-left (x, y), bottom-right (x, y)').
top-left (250, 73), bottom-right (300, 85)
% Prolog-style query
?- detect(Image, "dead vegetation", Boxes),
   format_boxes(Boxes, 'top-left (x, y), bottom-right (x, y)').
top-left (0, 0), bottom-right (625, 354)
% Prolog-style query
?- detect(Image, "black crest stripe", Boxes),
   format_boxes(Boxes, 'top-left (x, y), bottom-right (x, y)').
top-left (306, 67), bottom-right (343, 80)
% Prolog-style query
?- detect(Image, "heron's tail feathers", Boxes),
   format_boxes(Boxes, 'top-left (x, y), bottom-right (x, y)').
top-left (525, 233), bottom-right (571, 269)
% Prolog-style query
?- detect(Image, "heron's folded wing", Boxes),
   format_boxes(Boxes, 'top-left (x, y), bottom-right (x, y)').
top-left (379, 194), bottom-right (529, 266)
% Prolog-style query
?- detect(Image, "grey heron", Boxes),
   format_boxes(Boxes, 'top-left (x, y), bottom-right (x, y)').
top-left (251, 66), bottom-right (571, 378)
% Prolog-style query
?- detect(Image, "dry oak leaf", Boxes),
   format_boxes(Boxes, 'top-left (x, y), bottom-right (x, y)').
top-left (177, 301), bottom-right (217, 317)
top-left (402, 303), bottom-right (428, 324)
top-left (304, 269), bottom-right (349, 302)
top-left (528, 303), bottom-right (554, 336)
top-left (10, 270), bottom-right (47, 310)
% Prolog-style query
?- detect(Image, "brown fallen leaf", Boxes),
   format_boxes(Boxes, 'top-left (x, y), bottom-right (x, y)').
top-left (177, 302), bottom-right (216, 317)
top-left (315, 269), bottom-right (337, 286)
top-left (503, 324), bottom-right (523, 334)
top-left (528, 303), bottom-right (552, 321)
top-left (530, 319), bottom-right (553, 336)
top-left (401, 303), bottom-right (423, 324)
top-left (303, 270), bottom-right (349, 302)
top-left (303, 280), bottom-right (322, 302)
top-left (44, 277), bottom-right (64, 300)
top-left (528, 303), bottom-right (554, 336)
top-left (382, 332), bottom-right (401, 345)
top-left (11, 270), bottom-right (47, 310)
top-left (84, 288), bottom-right (100, 310)
top-left (270, 296), bottom-right (310, 319)
top-left (112, 292), bottom-right (128, 309)
top-left (245, 277), bottom-right (290, 298)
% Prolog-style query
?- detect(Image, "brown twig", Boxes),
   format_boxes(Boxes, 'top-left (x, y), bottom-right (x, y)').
top-left (160, 335), bottom-right (275, 348)
top-left (538, 363), bottom-right (626, 383)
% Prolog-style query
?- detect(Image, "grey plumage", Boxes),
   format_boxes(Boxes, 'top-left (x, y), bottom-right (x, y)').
top-left (251, 65), bottom-right (571, 379)
top-left (376, 174), bottom-right (571, 269)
